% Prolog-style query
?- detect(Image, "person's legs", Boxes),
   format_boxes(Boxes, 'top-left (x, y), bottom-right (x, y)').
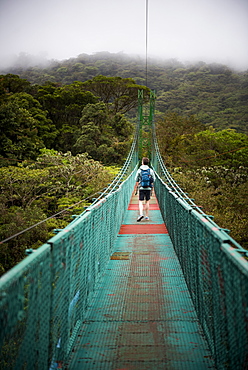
top-left (139, 200), bottom-right (144, 216)
top-left (144, 190), bottom-right (151, 219)
top-left (144, 200), bottom-right (150, 217)
top-left (137, 190), bottom-right (145, 221)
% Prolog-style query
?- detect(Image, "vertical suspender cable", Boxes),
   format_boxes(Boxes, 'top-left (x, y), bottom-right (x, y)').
top-left (146, 0), bottom-right (148, 87)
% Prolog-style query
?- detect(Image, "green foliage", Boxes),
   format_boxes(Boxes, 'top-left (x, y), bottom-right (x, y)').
top-left (0, 77), bottom-right (57, 162)
top-left (0, 74), bottom-right (136, 163)
top-left (0, 100), bottom-right (45, 161)
top-left (156, 112), bottom-right (204, 166)
top-left (157, 111), bottom-right (248, 249)
top-left (0, 166), bottom-right (49, 208)
top-left (82, 75), bottom-right (150, 114)
top-left (74, 102), bottom-right (133, 163)
top-left (155, 64), bottom-right (248, 134)
top-left (7, 92), bottom-right (57, 148)
top-left (0, 204), bottom-right (50, 273)
top-left (0, 73), bottom-right (31, 95)
top-left (191, 129), bottom-right (248, 167)
top-left (157, 114), bottom-right (248, 168)
top-left (0, 151), bottom-right (114, 275)
top-left (171, 166), bottom-right (248, 249)
top-left (35, 81), bottom-right (98, 152)
top-left (157, 113), bottom-right (248, 249)
top-left (1, 56), bottom-right (247, 273)
top-left (3, 54), bottom-right (247, 134)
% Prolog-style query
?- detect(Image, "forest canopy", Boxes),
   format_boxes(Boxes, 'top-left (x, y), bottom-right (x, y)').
top-left (0, 73), bottom-right (148, 164)
top-left (0, 52), bottom-right (247, 274)
top-left (2, 52), bottom-right (247, 134)
top-left (0, 72), bottom-right (147, 274)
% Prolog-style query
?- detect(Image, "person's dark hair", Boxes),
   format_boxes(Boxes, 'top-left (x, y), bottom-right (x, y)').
top-left (142, 157), bottom-right (149, 165)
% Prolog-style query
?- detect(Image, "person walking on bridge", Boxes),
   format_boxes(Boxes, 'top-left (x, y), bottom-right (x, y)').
top-left (135, 157), bottom-right (155, 222)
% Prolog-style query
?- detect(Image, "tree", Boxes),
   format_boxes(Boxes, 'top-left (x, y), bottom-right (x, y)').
top-left (0, 101), bottom-right (45, 161)
top-left (192, 128), bottom-right (248, 168)
top-left (0, 74), bottom-right (31, 95)
top-left (82, 75), bottom-right (150, 115)
top-left (0, 166), bottom-right (50, 208)
top-left (36, 81), bottom-right (98, 151)
top-left (7, 92), bottom-right (57, 149)
top-left (74, 102), bottom-right (133, 163)
top-left (0, 150), bottom-right (114, 274)
top-left (156, 112), bottom-right (204, 156)
top-left (156, 112), bottom-right (248, 168)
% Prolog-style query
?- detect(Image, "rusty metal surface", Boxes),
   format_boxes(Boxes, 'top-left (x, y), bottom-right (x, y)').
top-left (67, 194), bottom-right (215, 369)
top-left (110, 252), bottom-right (131, 260)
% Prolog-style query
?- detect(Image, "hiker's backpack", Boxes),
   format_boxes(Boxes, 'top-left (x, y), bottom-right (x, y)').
top-left (140, 168), bottom-right (153, 188)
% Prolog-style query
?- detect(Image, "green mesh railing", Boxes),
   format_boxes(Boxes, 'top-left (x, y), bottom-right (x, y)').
top-left (2, 91), bottom-right (248, 370)
top-left (152, 126), bottom-right (248, 369)
top-left (0, 125), bottom-right (139, 369)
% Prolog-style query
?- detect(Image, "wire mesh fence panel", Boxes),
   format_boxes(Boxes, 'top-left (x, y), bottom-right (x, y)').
top-left (0, 130), bottom-right (138, 369)
top-left (153, 153), bottom-right (248, 370)
top-left (0, 244), bottom-right (52, 369)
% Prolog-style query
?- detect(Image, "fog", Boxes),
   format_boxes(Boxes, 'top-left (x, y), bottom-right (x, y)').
top-left (0, 0), bottom-right (248, 70)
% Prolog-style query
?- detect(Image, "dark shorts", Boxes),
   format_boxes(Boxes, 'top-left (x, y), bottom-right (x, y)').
top-left (139, 189), bottom-right (151, 201)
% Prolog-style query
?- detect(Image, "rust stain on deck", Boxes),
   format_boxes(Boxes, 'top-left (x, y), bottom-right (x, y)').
top-left (110, 252), bottom-right (131, 260)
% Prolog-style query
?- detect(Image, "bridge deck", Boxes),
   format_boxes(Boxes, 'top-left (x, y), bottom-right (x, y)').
top-left (67, 191), bottom-right (215, 369)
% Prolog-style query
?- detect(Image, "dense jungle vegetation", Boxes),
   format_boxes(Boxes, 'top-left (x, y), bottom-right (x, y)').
top-left (0, 72), bottom-right (149, 275)
top-left (3, 51), bottom-right (248, 134)
top-left (0, 52), bottom-right (247, 275)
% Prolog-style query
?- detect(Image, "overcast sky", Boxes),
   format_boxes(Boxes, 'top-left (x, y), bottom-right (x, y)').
top-left (0, 0), bottom-right (248, 70)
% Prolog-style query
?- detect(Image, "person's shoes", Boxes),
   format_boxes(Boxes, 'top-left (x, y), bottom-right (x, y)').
top-left (137, 215), bottom-right (144, 222)
top-left (145, 216), bottom-right (149, 220)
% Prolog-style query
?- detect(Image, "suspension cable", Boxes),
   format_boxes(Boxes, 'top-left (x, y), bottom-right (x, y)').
top-left (145, 0), bottom-right (148, 87)
top-left (0, 190), bottom-right (103, 244)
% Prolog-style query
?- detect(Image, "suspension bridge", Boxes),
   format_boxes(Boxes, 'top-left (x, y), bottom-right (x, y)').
top-left (0, 90), bottom-right (248, 369)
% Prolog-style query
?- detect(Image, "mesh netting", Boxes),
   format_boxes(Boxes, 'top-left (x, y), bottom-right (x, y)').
top-left (0, 162), bottom-right (138, 370)
top-left (154, 171), bottom-right (248, 369)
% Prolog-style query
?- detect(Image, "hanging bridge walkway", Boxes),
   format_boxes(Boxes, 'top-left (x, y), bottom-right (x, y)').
top-left (0, 91), bottom-right (248, 369)
top-left (67, 190), bottom-right (214, 369)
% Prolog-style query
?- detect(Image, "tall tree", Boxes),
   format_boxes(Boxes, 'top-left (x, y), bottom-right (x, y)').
top-left (0, 74), bottom-right (31, 95)
top-left (74, 102), bottom-right (133, 163)
top-left (82, 75), bottom-right (150, 115)
top-left (0, 101), bottom-right (44, 161)
top-left (36, 82), bottom-right (98, 151)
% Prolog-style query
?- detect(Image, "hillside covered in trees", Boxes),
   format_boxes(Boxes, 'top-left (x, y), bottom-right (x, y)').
top-left (0, 73), bottom-right (149, 164)
top-left (2, 52), bottom-right (248, 134)
top-left (156, 113), bottom-right (248, 250)
top-left (0, 52), bottom-right (247, 275)
top-left (0, 72), bottom-right (149, 274)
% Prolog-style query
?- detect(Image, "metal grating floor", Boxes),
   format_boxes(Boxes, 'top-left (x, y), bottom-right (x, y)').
top-left (67, 192), bottom-right (215, 369)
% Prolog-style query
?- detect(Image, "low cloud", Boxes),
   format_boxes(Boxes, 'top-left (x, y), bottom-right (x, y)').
top-left (0, 0), bottom-right (247, 71)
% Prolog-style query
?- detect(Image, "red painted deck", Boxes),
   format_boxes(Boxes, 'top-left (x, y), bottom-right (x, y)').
top-left (128, 203), bottom-right (160, 210)
top-left (119, 224), bottom-right (168, 234)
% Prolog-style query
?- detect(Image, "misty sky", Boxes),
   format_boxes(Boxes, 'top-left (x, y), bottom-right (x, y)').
top-left (0, 0), bottom-right (248, 70)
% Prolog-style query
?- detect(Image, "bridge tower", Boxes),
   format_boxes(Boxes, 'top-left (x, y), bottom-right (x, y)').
top-left (138, 89), bottom-right (156, 160)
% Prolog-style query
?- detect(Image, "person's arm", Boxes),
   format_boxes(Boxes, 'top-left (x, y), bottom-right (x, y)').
top-left (151, 169), bottom-right (155, 182)
top-left (135, 181), bottom-right (139, 195)
top-left (150, 169), bottom-right (155, 196)
top-left (135, 170), bottom-right (140, 195)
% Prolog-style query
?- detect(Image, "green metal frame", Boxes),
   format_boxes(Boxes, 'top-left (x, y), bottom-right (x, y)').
top-left (138, 89), bottom-right (155, 160)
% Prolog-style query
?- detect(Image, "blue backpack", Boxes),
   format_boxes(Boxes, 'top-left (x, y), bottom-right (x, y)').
top-left (140, 168), bottom-right (153, 188)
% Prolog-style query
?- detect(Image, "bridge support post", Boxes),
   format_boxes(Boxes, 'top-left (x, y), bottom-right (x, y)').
top-left (138, 89), bottom-right (156, 161)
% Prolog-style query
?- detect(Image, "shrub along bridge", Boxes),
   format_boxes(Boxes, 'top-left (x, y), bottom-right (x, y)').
top-left (0, 91), bottom-right (248, 369)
